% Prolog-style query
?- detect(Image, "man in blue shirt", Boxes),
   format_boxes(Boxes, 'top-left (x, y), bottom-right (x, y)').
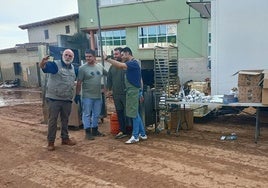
top-left (105, 47), bottom-right (147, 144)
top-left (40, 49), bottom-right (77, 151)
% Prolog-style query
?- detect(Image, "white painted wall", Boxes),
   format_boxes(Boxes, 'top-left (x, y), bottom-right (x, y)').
top-left (179, 58), bottom-right (211, 84)
top-left (211, 0), bottom-right (268, 95)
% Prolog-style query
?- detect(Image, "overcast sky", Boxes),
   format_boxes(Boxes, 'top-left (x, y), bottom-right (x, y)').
top-left (0, 0), bottom-right (78, 50)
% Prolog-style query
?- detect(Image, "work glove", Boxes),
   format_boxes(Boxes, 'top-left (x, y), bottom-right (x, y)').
top-left (74, 94), bottom-right (81, 104)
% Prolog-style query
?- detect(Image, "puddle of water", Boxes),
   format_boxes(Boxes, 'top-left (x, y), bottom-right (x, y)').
top-left (0, 88), bottom-right (42, 107)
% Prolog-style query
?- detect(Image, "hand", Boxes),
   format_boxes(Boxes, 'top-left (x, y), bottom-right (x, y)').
top-left (40, 55), bottom-right (50, 69)
top-left (139, 90), bottom-right (144, 103)
top-left (74, 94), bottom-right (81, 104)
top-left (106, 91), bottom-right (113, 98)
top-left (103, 52), bottom-right (107, 60)
top-left (42, 55), bottom-right (50, 61)
top-left (103, 52), bottom-right (112, 61)
top-left (139, 95), bottom-right (144, 103)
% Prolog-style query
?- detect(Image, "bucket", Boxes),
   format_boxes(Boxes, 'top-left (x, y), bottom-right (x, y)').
top-left (110, 112), bottom-right (120, 134)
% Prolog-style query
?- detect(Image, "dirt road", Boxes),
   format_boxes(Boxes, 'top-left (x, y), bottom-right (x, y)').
top-left (0, 97), bottom-right (268, 187)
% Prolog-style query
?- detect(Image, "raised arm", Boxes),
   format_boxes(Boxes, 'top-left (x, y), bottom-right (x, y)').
top-left (103, 53), bottom-right (127, 70)
top-left (40, 55), bottom-right (50, 69)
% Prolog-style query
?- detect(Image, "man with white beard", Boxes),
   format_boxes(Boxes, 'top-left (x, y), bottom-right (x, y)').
top-left (40, 49), bottom-right (77, 151)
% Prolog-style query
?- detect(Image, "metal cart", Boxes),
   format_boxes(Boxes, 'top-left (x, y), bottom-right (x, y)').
top-left (153, 46), bottom-right (179, 133)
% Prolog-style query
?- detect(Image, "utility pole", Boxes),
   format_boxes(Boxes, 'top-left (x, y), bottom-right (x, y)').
top-left (96, 0), bottom-right (107, 120)
top-left (96, 0), bottom-right (104, 66)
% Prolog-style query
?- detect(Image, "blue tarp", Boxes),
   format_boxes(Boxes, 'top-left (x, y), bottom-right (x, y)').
top-left (49, 46), bottom-right (80, 66)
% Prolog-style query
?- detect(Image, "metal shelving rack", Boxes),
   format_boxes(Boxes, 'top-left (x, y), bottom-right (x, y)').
top-left (154, 46), bottom-right (179, 99)
top-left (153, 46), bottom-right (179, 132)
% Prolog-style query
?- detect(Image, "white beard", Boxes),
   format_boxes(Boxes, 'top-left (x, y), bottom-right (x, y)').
top-left (63, 59), bottom-right (73, 65)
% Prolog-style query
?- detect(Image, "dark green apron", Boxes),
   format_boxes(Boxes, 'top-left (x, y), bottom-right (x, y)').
top-left (125, 78), bottom-right (139, 118)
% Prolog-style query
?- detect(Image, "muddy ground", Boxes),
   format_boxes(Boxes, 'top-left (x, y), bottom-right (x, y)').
top-left (0, 88), bottom-right (268, 187)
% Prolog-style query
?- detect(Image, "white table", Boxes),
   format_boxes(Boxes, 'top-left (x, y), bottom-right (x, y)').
top-left (166, 100), bottom-right (268, 143)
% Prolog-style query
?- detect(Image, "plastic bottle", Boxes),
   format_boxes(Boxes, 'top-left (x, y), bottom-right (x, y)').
top-left (220, 133), bottom-right (237, 140)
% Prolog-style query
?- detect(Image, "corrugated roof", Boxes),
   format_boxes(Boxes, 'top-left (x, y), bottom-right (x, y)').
top-left (19, 13), bottom-right (79, 29)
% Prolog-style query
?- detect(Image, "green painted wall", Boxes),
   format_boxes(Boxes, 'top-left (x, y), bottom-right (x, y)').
top-left (78, 0), bottom-right (208, 59)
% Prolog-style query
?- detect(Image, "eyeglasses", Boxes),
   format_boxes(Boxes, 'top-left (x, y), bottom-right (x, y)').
top-left (64, 54), bottom-right (73, 58)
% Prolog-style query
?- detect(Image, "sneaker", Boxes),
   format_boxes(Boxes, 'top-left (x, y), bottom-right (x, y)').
top-left (125, 136), bottom-right (139, 144)
top-left (115, 132), bottom-right (127, 139)
top-left (139, 134), bottom-right (148, 140)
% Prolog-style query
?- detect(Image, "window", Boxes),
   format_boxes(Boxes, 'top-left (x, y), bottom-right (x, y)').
top-left (13, 62), bottom-right (22, 75)
top-left (65, 25), bottom-right (70, 34)
top-left (99, 0), bottom-right (158, 6)
top-left (100, 29), bottom-right (126, 54)
top-left (44, 29), bottom-right (49, 39)
top-left (138, 24), bottom-right (177, 48)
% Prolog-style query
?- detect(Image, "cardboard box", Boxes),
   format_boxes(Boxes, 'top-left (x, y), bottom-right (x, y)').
top-left (169, 109), bottom-right (194, 131)
top-left (262, 88), bottom-right (268, 105)
top-left (190, 104), bottom-right (209, 117)
top-left (261, 70), bottom-right (268, 105)
top-left (262, 70), bottom-right (268, 88)
top-left (189, 81), bottom-right (209, 93)
top-left (236, 70), bottom-right (263, 86)
top-left (238, 86), bottom-right (262, 103)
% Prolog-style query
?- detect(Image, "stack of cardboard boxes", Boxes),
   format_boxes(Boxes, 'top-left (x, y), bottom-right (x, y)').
top-left (237, 70), bottom-right (268, 104)
top-left (262, 70), bottom-right (268, 105)
top-left (188, 81), bottom-right (210, 95)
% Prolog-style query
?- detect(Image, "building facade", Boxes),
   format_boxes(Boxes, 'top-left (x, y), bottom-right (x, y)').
top-left (0, 14), bottom-right (80, 87)
top-left (78, 0), bottom-right (211, 85)
top-left (19, 14), bottom-right (79, 46)
top-left (0, 44), bottom-right (42, 87)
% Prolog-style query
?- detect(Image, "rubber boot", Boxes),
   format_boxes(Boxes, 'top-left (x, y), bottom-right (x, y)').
top-left (47, 142), bottom-right (55, 151)
top-left (85, 128), bottom-right (95, 140)
top-left (92, 127), bottom-right (105, 137)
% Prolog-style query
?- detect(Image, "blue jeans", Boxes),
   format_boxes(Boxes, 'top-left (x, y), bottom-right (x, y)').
top-left (132, 113), bottom-right (146, 139)
top-left (82, 98), bottom-right (102, 129)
